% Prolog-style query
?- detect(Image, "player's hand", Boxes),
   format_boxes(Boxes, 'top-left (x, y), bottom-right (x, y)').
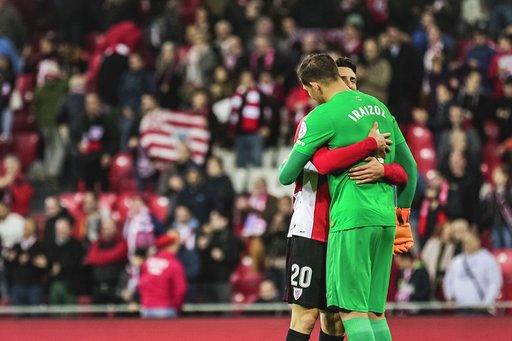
top-left (367, 122), bottom-right (392, 153)
top-left (394, 208), bottom-right (415, 255)
top-left (348, 157), bottom-right (384, 184)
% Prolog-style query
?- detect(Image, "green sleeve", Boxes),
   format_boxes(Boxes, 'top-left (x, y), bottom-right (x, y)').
top-left (293, 106), bottom-right (335, 156)
top-left (391, 115), bottom-right (406, 146)
top-left (278, 149), bottom-right (311, 185)
top-left (394, 141), bottom-right (417, 208)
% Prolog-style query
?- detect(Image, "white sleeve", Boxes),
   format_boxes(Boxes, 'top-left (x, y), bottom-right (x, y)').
top-left (443, 257), bottom-right (458, 301)
top-left (484, 255), bottom-right (503, 305)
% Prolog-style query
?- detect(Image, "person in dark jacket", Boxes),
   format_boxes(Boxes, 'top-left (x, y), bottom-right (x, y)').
top-left (204, 156), bottom-right (235, 219)
top-left (4, 219), bottom-right (47, 305)
top-left (85, 217), bottom-right (127, 303)
top-left (74, 93), bottom-right (113, 191)
top-left (395, 252), bottom-right (431, 303)
top-left (43, 196), bottom-right (75, 246)
top-left (118, 53), bottom-right (155, 150)
top-left (97, 48), bottom-right (128, 107)
top-left (174, 167), bottom-right (215, 224)
top-left (197, 211), bottom-right (241, 303)
top-left (47, 216), bottom-right (84, 305)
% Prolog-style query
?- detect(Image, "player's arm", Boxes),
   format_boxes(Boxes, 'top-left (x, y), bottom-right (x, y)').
top-left (392, 117), bottom-right (418, 254)
top-left (310, 122), bottom-right (392, 175)
top-left (279, 108), bottom-right (334, 185)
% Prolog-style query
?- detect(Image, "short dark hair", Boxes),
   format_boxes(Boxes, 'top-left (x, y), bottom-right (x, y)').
top-left (297, 53), bottom-right (340, 86)
top-left (335, 57), bottom-right (357, 73)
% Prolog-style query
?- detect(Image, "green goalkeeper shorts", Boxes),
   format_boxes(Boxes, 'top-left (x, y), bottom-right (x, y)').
top-left (326, 225), bottom-right (395, 314)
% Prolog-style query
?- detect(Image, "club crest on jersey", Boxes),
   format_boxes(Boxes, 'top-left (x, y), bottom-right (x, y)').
top-left (293, 287), bottom-right (303, 300)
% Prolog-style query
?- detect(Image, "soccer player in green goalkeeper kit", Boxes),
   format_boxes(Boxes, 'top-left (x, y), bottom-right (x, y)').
top-left (279, 54), bottom-right (417, 341)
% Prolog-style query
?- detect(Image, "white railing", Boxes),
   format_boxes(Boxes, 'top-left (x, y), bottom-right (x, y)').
top-left (0, 301), bottom-right (510, 315)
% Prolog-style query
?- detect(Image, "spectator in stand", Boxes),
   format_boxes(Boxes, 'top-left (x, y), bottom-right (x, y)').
top-left (394, 252), bottom-right (431, 303)
top-left (0, 0), bottom-right (27, 51)
top-left (209, 65), bottom-right (234, 103)
top-left (43, 196), bottom-right (74, 246)
top-left (75, 192), bottom-right (101, 243)
top-left (493, 76), bottom-right (512, 142)
top-left (456, 71), bottom-right (491, 139)
top-left (213, 20), bottom-right (234, 56)
top-left (229, 71), bottom-right (271, 168)
top-left (441, 151), bottom-right (481, 223)
top-left (204, 156), bottom-right (235, 219)
top-left (32, 63), bottom-right (68, 182)
top-left (0, 155), bottom-right (33, 216)
top-left (465, 27), bottom-right (495, 86)
top-left (488, 34), bottom-right (512, 98)
top-left (197, 211), bottom-right (241, 303)
top-left (4, 219), bottom-right (47, 305)
top-left (429, 83), bottom-right (454, 134)
top-left (117, 248), bottom-right (146, 305)
top-left (174, 167), bottom-right (215, 224)
top-left (256, 279), bottom-right (280, 303)
top-left (183, 29), bottom-right (217, 90)
top-left (437, 104), bottom-right (482, 168)
top-left (85, 217), bottom-right (127, 304)
top-left (222, 36), bottom-right (248, 78)
top-left (74, 93), bottom-right (113, 191)
top-left (139, 231), bottom-right (187, 318)
top-left (249, 177), bottom-right (277, 226)
top-left (481, 166), bottom-right (512, 248)
top-left (416, 174), bottom-right (448, 247)
top-left (406, 107), bottom-right (436, 177)
top-left (155, 42), bottom-right (182, 109)
top-left (383, 25), bottom-right (422, 123)
top-left (421, 223), bottom-right (457, 300)
top-left (171, 205), bottom-right (200, 300)
top-left (47, 216), bottom-right (84, 305)
top-left (443, 232), bottom-right (502, 307)
top-left (0, 201), bottom-right (24, 250)
top-left (250, 36), bottom-right (281, 77)
top-left (358, 37), bottom-right (392, 103)
top-left (123, 196), bottom-right (164, 258)
top-left (118, 53), bottom-right (155, 150)
top-left (262, 196), bottom-right (291, 294)
top-left (489, 1), bottom-right (512, 39)
top-left (57, 74), bottom-right (87, 188)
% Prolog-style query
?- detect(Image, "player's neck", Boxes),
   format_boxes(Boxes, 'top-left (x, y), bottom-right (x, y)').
top-left (324, 81), bottom-right (351, 102)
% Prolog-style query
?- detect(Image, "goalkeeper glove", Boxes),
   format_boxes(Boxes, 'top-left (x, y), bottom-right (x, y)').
top-left (394, 208), bottom-right (414, 255)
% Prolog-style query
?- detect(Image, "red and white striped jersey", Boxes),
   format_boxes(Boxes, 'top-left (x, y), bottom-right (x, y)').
top-left (287, 119), bottom-right (331, 242)
top-left (139, 109), bottom-right (210, 165)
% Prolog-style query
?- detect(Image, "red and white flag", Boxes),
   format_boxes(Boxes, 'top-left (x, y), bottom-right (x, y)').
top-left (139, 109), bottom-right (210, 165)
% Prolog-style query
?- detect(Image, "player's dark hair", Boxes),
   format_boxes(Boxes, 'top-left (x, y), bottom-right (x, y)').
top-left (335, 56), bottom-right (357, 73)
top-left (297, 53), bottom-right (340, 86)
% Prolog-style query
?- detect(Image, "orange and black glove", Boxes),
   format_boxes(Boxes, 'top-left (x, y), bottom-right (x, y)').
top-left (394, 208), bottom-right (414, 255)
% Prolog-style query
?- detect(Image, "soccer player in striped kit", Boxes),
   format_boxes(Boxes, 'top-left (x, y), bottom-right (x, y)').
top-left (283, 57), bottom-right (409, 341)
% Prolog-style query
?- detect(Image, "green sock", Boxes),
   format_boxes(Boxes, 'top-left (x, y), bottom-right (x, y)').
top-left (343, 318), bottom-right (375, 341)
top-left (370, 319), bottom-right (392, 341)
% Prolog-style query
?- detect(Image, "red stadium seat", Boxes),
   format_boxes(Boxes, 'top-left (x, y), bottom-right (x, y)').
top-left (230, 257), bottom-right (264, 304)
top-left (12, 132), bottom-right (39, 170)
top-left (109, 153), bottom-right (137, 192)
top-left (147, 195), bottom-right (169, 223)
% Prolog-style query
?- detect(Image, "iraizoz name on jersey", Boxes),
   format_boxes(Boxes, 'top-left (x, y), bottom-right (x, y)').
top-left (348, 105), bottom-right (386, 123)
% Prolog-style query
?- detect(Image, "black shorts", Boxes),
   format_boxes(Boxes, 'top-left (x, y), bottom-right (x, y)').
top-left (283, 235), bottom-right (327, 309)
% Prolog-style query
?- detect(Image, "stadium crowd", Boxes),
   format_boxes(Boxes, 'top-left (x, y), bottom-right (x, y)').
top-left (0, 0), bottom-right (509, 315)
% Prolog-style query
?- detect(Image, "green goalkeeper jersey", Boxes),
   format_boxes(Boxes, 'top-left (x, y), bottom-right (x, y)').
top-left (293, 90), bottom-right (406, 231)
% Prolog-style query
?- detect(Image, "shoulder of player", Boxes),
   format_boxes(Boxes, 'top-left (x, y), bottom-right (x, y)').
top-left (303, 104), bottom-right (327, 121)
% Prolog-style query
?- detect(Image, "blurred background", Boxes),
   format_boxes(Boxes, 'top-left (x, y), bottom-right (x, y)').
top-left (0, 0), bottom-right (511, 339)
